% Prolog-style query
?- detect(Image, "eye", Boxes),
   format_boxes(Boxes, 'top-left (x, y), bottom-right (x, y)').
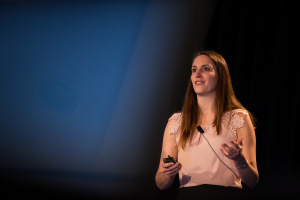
top-left (201, 65), bottom-right (213, 72)
top-left (191, 68), bottom-right (197, 73)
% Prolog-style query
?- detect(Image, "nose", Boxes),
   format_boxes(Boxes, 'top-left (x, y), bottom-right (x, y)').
top-left (195, 69), bottom-right (203, 77)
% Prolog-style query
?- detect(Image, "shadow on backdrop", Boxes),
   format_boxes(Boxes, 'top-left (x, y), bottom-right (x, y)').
top-left (0, 0), bottom-right (216, 199)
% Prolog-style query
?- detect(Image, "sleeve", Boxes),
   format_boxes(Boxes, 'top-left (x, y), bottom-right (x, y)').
top-left (228, 109), bottom-right (249, 139)
top-left (168, 113), bottom-right (182, 135)
top-left (167, 113), bottom-right (182, 146)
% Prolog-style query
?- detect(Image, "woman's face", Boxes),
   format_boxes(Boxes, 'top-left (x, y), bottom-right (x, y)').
top-left (191, 55), bottom-right (218, 96)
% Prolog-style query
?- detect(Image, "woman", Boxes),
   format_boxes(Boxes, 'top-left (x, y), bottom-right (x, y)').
top-left (155, 51), bottom-right (259, 199)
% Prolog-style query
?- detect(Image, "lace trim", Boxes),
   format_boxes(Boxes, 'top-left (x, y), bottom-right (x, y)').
top-left (222, 109), bottom-right (248, 139)
top-left (168, 113), bottom-right (182, 136)
top-left (168, 113), bottom-right (181, 147)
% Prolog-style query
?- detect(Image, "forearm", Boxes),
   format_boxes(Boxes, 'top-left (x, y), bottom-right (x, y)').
top-left (155, 171), bottom-right (176, 190)
top-left (235, 156), bottom-right (259, 188)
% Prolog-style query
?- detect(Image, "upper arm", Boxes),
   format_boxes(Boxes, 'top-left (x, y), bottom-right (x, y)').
top-left (156, 119), bottom-right (179, 173)
top-left (236, 113), bottom-right (257, 169)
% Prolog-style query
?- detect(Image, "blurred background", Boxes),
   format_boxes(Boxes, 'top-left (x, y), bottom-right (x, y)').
top-left (0, 0), bottom-right (298, 199)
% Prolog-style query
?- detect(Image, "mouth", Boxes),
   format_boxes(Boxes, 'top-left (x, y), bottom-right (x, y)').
top-left (195, 81), bottom-right (204, 84)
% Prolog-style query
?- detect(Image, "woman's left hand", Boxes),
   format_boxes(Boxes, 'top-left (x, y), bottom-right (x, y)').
top-left (220, 136), bottom-right (243, 160)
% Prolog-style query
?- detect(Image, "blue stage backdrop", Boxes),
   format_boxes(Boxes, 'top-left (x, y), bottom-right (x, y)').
top-left (0, 0), bottom-right (216, 198)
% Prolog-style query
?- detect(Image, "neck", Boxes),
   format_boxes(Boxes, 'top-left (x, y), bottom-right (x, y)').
top-left (197, 94), bottom-right (216, 126)
top-left (196, 93), bottom-right (216, 115)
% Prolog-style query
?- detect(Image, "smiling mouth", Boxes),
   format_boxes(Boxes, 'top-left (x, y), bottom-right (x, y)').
top-left (195, 81), bottom-right (204, 84)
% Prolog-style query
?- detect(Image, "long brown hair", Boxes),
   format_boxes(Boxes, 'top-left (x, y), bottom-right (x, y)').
top-left (179, 50), bottom-right (255, 149)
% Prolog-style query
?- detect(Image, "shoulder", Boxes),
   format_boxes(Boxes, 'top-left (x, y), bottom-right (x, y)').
top-left (222, 109), bottom-right (254, 139)
top-left (223, 109), bottom-right (251, 130)
top-left (168, 112), bottom-right (182, 122)
top-left (223, 109), bottom-right (249, 118)
top-left (167, 112), bottom-right (182, 135)
top-left (232, 109), bottom-right (249, 118)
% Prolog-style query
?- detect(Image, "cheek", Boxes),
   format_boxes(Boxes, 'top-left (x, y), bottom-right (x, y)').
top-left (190, 74), bottom-right (195, 80)
top-left (190, 75), bottom-right (195, 84)
top-left (210, 75), bottom-right (218, 87)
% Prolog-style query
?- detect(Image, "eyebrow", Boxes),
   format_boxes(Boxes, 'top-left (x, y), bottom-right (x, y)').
top-left (192, 64), bottom-right (212, 68)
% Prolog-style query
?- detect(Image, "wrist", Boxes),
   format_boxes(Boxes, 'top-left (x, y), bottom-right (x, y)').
top-left (234, 155), bottom-right (248, 169)
top-left (236, 160), bottom-right (248, 169)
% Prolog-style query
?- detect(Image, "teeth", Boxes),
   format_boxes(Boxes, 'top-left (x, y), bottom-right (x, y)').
top-left (196, 81), bottom-right (203, 83)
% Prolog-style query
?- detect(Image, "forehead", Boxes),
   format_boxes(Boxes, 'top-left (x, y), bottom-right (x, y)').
top-left (192, 55), bottom-right (216, 67)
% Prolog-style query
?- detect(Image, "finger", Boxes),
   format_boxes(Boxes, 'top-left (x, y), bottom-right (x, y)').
top-left (165, 163), bottom-right (181, 175)
top-left (237, 136), bottom-right (243, 146)
top-left (166, 170), bottom-right (178, 176)
top-left (170, 163), bottom-right (181, 171)
top-left (222, 148), bottom-right (238, 159)
top-left (221, 142), bottom-right (230, 149)
top-left (230, 140), bottom-right (240, 149)
top-left (221, 143), bottom-right (241, 158)
top-left (162, 162), bottom-right (174, 168)
top-left (220, 147), bottom-right (229, 156)
top-left (163, 162), bottom-right (180, 171)
top-left (221, 143), bottom-right (233, 152)
top-left (166, 167), bottom-right (180, 176)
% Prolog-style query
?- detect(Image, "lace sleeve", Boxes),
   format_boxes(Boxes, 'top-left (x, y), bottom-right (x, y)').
top-left (168, 113), bottom-right (182, 136)
top-left (167, 113), bottom-right (182, 147)
top-left (226, 109), bottom-right (249, 139)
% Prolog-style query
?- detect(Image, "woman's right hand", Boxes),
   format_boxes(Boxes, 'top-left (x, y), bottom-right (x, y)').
top-left (161, 162), bottom-right (181, 178)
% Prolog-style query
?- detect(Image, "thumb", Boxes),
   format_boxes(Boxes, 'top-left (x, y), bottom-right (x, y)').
top-left (238, 136), bottom-right (243, 146)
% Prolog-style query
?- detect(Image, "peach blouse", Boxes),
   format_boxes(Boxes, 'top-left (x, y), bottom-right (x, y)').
top-left (168, 109), bottom-right (249, 189)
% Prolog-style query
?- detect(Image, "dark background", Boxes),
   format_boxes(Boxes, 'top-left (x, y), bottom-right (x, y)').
top-left (0, 0), bottom-right (298, 199)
